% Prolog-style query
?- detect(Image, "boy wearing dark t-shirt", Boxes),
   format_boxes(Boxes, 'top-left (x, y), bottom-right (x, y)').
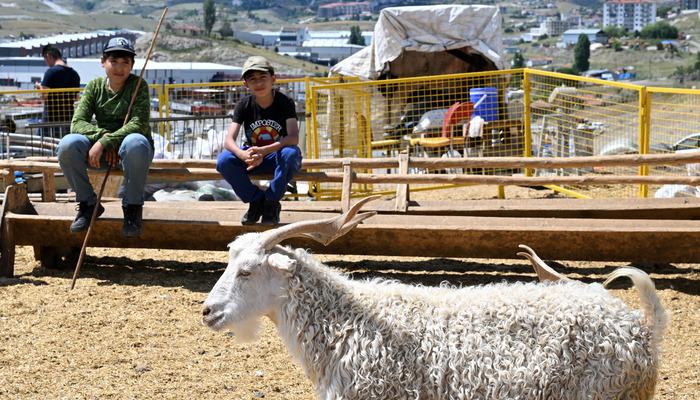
top-left (216, 56), bottom-right (302, 225)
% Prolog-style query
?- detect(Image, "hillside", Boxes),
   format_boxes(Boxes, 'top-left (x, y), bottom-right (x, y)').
top-left (0, 0), bottom-right (324, 75)
top-left (134, 32), bottom-right (327, 77)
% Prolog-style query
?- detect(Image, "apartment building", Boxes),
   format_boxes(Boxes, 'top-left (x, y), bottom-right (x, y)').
top-left (603, 0), bottom-right (656, 32)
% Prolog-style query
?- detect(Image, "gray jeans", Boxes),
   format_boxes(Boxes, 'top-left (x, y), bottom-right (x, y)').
top-left (57, 133), bottom-right (154, 206)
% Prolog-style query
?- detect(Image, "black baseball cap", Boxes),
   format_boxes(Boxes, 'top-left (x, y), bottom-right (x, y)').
top-left (103, 37), bottom-right (136, 55)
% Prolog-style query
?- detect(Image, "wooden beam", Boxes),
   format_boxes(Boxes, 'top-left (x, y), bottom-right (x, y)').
top-left (6, 211), bottom-right (700, 263)
top-left (27, 197), bottom-right (700, 220)
top-left (6, 151), bottom-right (700, 170)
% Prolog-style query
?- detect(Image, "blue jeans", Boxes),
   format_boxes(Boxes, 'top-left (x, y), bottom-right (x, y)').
top-left (57, 133), bottom-right (154, 206)
top-left (216, 146), bottom-right (302, 203)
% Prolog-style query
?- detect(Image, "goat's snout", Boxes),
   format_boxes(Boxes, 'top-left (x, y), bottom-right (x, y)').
top-left (202, 306), bottom-right (211, 316)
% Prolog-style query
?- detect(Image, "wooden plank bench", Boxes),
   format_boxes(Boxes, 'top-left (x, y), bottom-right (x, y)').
top-left (2, 182), bottom-right (700, 277)
top-left (2, 152), bottom-right (700, 277)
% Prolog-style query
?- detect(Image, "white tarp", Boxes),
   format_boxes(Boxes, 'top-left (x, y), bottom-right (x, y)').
top-left (330, 5), bottom-right (504, 79)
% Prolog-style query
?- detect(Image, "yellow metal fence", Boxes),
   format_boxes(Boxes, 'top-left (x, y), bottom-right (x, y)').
top-left (2, 70), bottom-right (699, 199)
top-left (307, 68), bottom-right (700, 199)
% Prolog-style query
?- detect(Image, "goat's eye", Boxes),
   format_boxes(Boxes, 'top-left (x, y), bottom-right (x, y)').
top-left (237, 270), bottom-right (251, 278)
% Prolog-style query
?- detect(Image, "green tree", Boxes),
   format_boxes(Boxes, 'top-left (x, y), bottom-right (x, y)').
top-left (556, 67), bottom-right (578, 75)
top-left (603, 25), bottom-right (627, 38)
top-left (348, 26), bottom-right (365, 46)
top-left (219, 19), bottom-right (233, 37)
top-left (512, 52), bottom-right (525, 68)
top-left (219, 9), bottom-right (233, 38)
top-left (612, 39), bottom-right (622, 52)
top-left (639, 22), bottom-right (678, 39)
top-left (657, 5), bottom-right (672, 18)
top-left (573, 34), bottom-right (590, 73)
top-left (203, 0), bottom-right (216, 36)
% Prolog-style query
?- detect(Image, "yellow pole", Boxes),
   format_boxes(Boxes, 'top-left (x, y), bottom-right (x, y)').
top-left (523, 68), bottom-right (533, 177)
top-left (638, 87), bottom-right (650, 198)
top-left (304, 77), bottom-right (312, 157)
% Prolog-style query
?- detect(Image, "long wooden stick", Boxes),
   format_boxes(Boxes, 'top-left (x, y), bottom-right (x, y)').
top-left (71, 8), bottom-right (168, 290)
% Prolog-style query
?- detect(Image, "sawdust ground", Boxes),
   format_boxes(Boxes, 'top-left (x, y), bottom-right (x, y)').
top-left (1, 186), bottom-right (698, 399)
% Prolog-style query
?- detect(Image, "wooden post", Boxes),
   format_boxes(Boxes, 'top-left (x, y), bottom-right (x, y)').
top-left (3, 166), bottom-right (14, 191)
top-left (0, 184), bottom-right (35, 277)
top-left (341, 160), bottom-right (353, 213)
top-left (42, 170), bottom-right (56, 202)
top-left (395, 152), bottom-right (410, 212)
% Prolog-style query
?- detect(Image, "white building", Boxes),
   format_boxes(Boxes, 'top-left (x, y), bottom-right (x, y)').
top-left (562, 29), bottom-right (609, 45)
top-left (0, 57), bottom-right (241, 89)
top-left (603, 0), bottom-right (656, 32)
top-left (232, 30), bottom-right (279, 47)
top-left (233, 28), bottom-right (372, 64)
top-left (543, 17), bottom-right (570, 36)
top-left (0, 30), bottom-right (140, 58)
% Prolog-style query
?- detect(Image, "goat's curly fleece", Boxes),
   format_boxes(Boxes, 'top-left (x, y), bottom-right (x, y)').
top-left (276, 248), bottom-right (665, 400)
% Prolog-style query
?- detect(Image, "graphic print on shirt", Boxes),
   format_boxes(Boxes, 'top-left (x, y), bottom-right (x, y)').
top-left (249, 118), bottom-right (282, 146)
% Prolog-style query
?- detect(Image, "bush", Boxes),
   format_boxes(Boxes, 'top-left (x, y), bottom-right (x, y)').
top-left (556, 67), bottom-right (578, 75)
top-left (639, 22), bottom-right (678, 39)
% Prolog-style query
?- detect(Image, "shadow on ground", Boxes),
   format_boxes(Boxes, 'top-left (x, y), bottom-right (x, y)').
top-left (23, 255), bottom-right (700, 295)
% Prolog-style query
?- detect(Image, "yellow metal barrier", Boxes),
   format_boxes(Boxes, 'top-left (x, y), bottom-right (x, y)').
top-left (309, 69), bottom-right (526, 198)
top-left (646, 86), bottom-right (700, 198)
top-left (3, 70), bottom-right (700, 201)
top-left (522, 69), bottom-right (644, 198)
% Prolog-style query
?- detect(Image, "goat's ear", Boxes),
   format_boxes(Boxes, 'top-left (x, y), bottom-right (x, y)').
top-left (267, 253), bottom-right (297, 274)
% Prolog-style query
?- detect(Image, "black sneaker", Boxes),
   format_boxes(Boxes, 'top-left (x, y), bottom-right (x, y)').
top-left (260, 199), bottom-right (281, 226)
top-left (122, 204), bottom-right (143, 237)
top-left (241, 197), bottom-right (264, 225)
top-left (70, 202), bottom-right (105, 233)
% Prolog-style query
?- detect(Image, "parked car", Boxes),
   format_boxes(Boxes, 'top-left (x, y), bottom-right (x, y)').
top-left (672, 132), bottom-right (700, 152)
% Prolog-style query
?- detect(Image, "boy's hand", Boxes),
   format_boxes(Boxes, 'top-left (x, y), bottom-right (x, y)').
top-left (88, 141), bottom-right (105, 168)
top-left (245, 155), bottom-right (263, 171)
top-left (105, 148), bottom-right (119, 167)
top-left (248, 146), bottom-right (265, 158)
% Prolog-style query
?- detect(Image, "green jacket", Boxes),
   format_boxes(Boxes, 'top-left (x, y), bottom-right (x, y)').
top-left (71, 74), bottom-right (153, 150)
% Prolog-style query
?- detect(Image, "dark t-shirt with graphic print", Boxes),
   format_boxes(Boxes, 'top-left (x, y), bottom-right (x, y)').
top-left (232, 90), bottom-right (297, 147)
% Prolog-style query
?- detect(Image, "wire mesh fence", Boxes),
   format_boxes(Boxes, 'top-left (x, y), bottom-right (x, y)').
top-left (525, 70), bottom-right (643, 198)
top-left (1, 70), bottom-right (699, 200)
top-left (647, 87), bottom-right (700, 197)
top-left (308, 70), bottom-right (526, 197)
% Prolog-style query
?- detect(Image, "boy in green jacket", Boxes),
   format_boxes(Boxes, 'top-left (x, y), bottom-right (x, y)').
top-left (57, 37), bottom-right (154, 237)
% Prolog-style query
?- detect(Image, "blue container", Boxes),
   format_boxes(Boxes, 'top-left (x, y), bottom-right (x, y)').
top-left (469, 87), bottom-right (498, 122)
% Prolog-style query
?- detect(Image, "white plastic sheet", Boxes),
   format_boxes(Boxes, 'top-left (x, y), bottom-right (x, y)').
top-left (330, 5), bottom-right (504, 79)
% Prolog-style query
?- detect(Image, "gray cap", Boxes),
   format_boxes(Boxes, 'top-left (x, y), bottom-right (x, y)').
top-left (103, 37), bottom-right (136, 55)
top-left (242, 56), bottom-right (274, 78)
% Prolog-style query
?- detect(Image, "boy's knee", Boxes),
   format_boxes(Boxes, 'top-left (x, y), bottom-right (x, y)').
top-left (57, 134), bottom-right (87, 162)
top-left (279, 146), bottom-right (302, 170)
top-left (216, 152), bottom-right (230, 173)
top-left (216, 151), bottom-right (245, 173)
top-left (120, 135), bottom-right (150, 161)
top-left (280, 146), bottom-right (301, 162)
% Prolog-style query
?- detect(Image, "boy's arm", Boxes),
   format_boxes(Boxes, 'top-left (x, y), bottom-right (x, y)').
top-left (255, 117), bottom-right (299, 156)
top-left (98, 77), bottom-right (150, 150)
top-left (224, 121), bottom-right (245, 157)
top-left (71, 80), bottom-right (109, 138)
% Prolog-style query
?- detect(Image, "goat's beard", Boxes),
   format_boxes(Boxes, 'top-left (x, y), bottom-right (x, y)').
top-left (229, 316), bottom-right (261, 343)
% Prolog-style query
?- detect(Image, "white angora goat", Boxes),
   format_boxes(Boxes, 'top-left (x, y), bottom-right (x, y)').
top-left (202, 196), bottom-right (667, 400)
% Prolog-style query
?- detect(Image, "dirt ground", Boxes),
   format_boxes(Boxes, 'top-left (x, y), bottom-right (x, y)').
top-left (1, 187), bottom-right (698, 399)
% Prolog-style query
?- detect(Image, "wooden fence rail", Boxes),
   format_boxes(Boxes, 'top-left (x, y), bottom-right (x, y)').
top-left (2, 152), bottom-right (700, 212)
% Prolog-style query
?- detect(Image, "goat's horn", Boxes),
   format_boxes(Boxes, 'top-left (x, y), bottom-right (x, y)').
top-left (517, 244), bottom-right (570, 282)
top-left (259, 195), bottom-right (381, 250)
